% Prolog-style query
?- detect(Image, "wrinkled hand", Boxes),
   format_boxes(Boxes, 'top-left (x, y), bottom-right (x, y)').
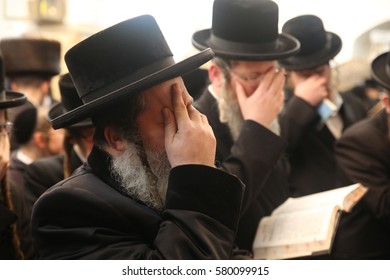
top-left (0, 133), bottom-right (10, 180)
top-left (294, 75), bottom-right (328, 107)
top-left (235, 67), bottom-right (285, 127)
top-left (163, 84), bottom-right (216, 168)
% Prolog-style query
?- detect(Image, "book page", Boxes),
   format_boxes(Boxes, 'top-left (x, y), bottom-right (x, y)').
top-left (272, 183), bottom-right (362, 216)
top-left (254, 205), bottom-right (338, 248)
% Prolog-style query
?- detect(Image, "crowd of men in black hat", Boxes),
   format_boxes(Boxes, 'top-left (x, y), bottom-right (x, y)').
top-left (0, 0), bottom-right (389, 260)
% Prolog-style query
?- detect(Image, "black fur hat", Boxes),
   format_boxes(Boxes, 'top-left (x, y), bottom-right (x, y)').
top-left (0, 38), bottom-right (61, 78)
top-left (0, 55), bottom-right (26, 109)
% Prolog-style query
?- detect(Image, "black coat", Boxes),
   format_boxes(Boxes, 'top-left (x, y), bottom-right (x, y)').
top-left (20, 152), bottom-right (83, 259)
top-left (279, 92), bottom-right (367, 196)
top-left (332, 109), bottom-right (390, 259)
top-left (195, 89), bottom-right (290, 251)
top-left (31, 146), bottom-right (245, 259)
top-left (0, 202), bottom-right (18, 259)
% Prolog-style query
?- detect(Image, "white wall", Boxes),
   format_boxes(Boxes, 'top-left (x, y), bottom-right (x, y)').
top-left (2, 0), bottom-right (390, 64)
top-left (65, 0), bottom-right (390, 64)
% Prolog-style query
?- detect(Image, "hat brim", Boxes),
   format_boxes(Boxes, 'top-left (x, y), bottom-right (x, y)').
top-left (48, 102), bottom-right (93, 128)
top-left (51, 48), bottom-right (214, 129)
top-left (371, 52), bottom-right (390, 91)
top-left (192, 29), bottom-right (300, 60)
top-left (279, 32), bottom-right (342, 70)
top-left (0, 91), bottom-right (27, 109)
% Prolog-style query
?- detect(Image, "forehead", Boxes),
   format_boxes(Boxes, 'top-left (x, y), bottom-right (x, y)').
top-left (295, 64), bottom-right (329, 75)
top-left (142, 77), bottom-right (187, 108)
top-left (232, 60), bottom-right (276, 70)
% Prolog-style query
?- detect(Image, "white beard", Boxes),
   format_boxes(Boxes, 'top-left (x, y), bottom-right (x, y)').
top-left (110, 141), bottom-right (171, 211)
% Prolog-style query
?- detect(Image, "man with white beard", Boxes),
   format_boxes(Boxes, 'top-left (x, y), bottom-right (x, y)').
top-left (30, 15), bottom-right (245, 260)
top-left (192, 0), bottom-right (300, 252)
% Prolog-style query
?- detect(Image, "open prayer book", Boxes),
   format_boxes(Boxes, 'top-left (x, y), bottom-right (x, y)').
top-left (252, 183), bottom-right (367, 260)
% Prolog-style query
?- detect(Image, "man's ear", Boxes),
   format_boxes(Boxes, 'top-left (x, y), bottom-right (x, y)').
top-left (33, 132), bottom-right (46, 149)
top-left (104, 125), bottom-right (126, 152)
top-left (381, 94), bottom-right (390, 114)
top-left (208, 63), bottom-right (224, 88)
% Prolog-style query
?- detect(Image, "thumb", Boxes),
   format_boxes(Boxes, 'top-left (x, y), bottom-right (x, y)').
top-left (163, 107), bottom-right (176, 143)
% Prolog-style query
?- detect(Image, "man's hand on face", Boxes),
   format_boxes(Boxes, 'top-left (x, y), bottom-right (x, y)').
top-left (163, 83), bottom-right (216, 168)
top-left (0, 133), bottom-right (10, 180)
top-left (294, 75), bottom-right (328, 107)
top-left (235, 67), bottom-right (285, 128)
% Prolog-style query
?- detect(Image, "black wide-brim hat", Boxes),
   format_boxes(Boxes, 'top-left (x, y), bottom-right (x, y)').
top-left (192, 0), bottom-right (300, 60)
top-left (48, 73), bottom-right (93, 128)
top-left (371, 51), bottom-right (390, 91)
top-left (279, 15), bottom-right (342, 71)
top-left (52, 15), bottom-right (214, 129)
top-left (0, 91), bottom-right (27, 109)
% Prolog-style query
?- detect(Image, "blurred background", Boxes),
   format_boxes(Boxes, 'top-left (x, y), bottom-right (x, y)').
top-left (1, 0), bottom-right (390, 97)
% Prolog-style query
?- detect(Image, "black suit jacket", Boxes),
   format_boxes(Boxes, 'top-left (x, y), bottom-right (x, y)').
top-left (332, 109), bottom-right (390, 259)
top-left (31, 146), bottom-right (245, 259)
top-left (280, 92), bottom-right (367, 196)
top-left (195, 88), bottom-right (290, 251)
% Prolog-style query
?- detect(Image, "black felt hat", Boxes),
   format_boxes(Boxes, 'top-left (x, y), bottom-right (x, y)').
top-left (0, 55), bottom-right (26, 110)
top-left (51, 15), bottom-right (214, 129)
top-left (0, 38), bottom-right (61, 77)
top-left (371, 51), bottom-right (390, 92)
top-left (48, 73), bottom-right (93, 128)
top-left (191, 0), bottom-right (300, 60)
top-left (279, 15), bottom-right (342, 70)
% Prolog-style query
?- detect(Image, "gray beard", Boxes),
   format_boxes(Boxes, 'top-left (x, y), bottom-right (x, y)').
top-left (110, 141), bottom-right (171, 211)
top-left (218, 81), bottom-right (245, 141)
top-left (217, 79), bottom-right (281, 140)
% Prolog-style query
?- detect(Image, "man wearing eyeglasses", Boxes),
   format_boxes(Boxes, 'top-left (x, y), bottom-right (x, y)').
top-left (192, 0), bottom-right (300, 253)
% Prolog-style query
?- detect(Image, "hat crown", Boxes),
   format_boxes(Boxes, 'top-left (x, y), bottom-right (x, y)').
top-left (59, 73), bottom-right (83, 112)
top-left (66, 15), bottom-right (174, 104)
top-left (191, 0), bottom-right (299, 61)
top-left (371, 51), bottom-right (390, 91)
top-left (0, 38), bottom-right (60, 77)
top-left (282, 15), bottom-right (326, 56)
top-left (212, 0), bottom-right (278, 45)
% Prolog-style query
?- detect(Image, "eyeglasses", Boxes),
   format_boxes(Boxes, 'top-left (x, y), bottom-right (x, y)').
top-left (229, 70), bottom-right (265, 85)
top-left (294, 64), bottom-right (329, 78)
top-left (0, 122), bottom-right (13, 135)
top-left (218, 60), bottom-right (279, 86)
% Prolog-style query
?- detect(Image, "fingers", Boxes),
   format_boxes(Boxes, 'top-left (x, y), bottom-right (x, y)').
top-left (172, 83), bottom-right (205, 124)
top-left (0, 134), bottom-right (10, 180)
top-left (163, 107), bottom-right (176, 144)
top-left (0, 134), bottom-right (10, 163)
top-left (171, 84), bottom-right (190, 129)
top-left (257, 66), bottom-right (279, 91)
top-left (268, 69), bottom-right (286, 99)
